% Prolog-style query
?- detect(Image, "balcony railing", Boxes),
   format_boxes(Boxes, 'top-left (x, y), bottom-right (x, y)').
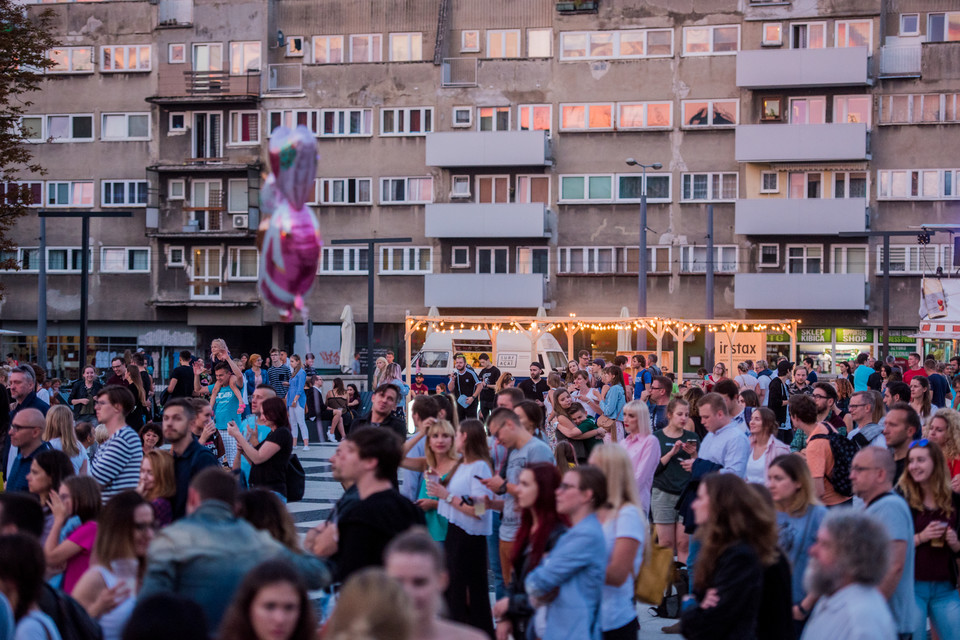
top-left (183, 191), bottom-right (225, 232)
top-left (154, 71), bottom-right (260, 99)
top-left (879, 44), bottom-right (922, 77)
top-left (267, 64), bottom-right (301, 92)
top-left (441, 58), bottom-right (477, 87)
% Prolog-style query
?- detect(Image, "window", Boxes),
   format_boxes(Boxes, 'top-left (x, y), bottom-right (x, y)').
top-left (900, 14), bottom-right (920, 36)
top-left (101, 113), bottom-right (150, 141)
top-left (560, 103), bottom-right (614, 131)
top-left (101, 247), bottom-right (149, 273)
top-left (47, 181), bottom-right (93, 207)
top-left (559, 29), bottom-right (673, 60)
top-left (451, 246), bottom-right (471, 268)
top-left (389, 33), bottom-right (422, 61)
top-left (286, 37), bottom-right (304, 57)
top-left (189, 180), bottom-right (223, 231)
top-left (1, 247), bottom-right (39, 272)
top-left (487, 30), bottom-right (520, 58)
top-left (167, 179), bottom-right (185, 200)
top-left (168, 43), bottom-right (186, 64)
top-left (682, 25), bottom-right (739, 56)
top-left (616, 173), bottom-right (672, 203)
top-left (681, 173), bottom-right (738, 201)
top-left (517, 247), bottom-right (550, 276)
top-left (380, 107), bottom-right (433, 136)
top-left (350, 34), bottom-right (382, 62)
top-left (380, 177), bottom-right (433, 204)
top-left (527, 29), bottom-right (552, 57)
top-left (380, 246), bottom-right (432, 274)
top-left (318, 246), bottom-right (368, 274)
top-left (680, 245), bottom-right (738, 273)
top-left (790, 23), bottom-right (826, 49)
top-left (834, 172), bottom-right (868, 198)
top-left (879, 94), bottom-right (960, 125)
top-left (878, 169), bottom-right (960, 200)
top-left (313, 36), bottom-right (344, 64)
top-left (320, 109), bottom-right (373, 137)
top-left (476, 176), bottom-right (510, 203)
top-left (786, 172), bottom-right (821, 199)
top-left (623, 246), bottom-right (672, 274)
top-left (518, 104), bottom-right (552, 133)
top-left (190, 248), bottom-right (222, 299)
top-left (681, 99), bottom-right (738, 127)
top-left (268, 109), bottom-right (320, 136)
top-left (476, 247), bottom-right (509, 274)
top-left (101, 45), bottom-right (151, 72)
top-left (834, 95), bottom-right (871, 128)
top-left (557, 247), bottom-right (618, 275)
top-left (617, 101), bottom-right (672, 129)
top-left (477, 106), bottom-right (510, 131)
top-left (762, 23), bottom-right (783, 46)
top-left (229, 41), bottom-right (261, 74)
top-left (516, 175), bottom-right (550, 205)
top-left (46, 247), bottom-right (91, 274)
top-left (789, 96), bottom-right (826, 124)
top-left (928, 13), bottom-right (960, 43)
top-left (0, 182), bottom-right (43, 206)
top-left (786, 245), bottom-right (823, 273)
top-left (227, 179), bottom-right (247, 213)
top-left (167, 246), bottom-right (185, 267)
top-left (228, 247), bottom-right (258, 280)
top-left (559, 175), bottom-right (613, 202)
top-left (20, 116), bottom-right (43, 142)
top-left (47, 47), bottom-right (94, 73)
top-left (759, 244), bottom-right (779, 268)
top-left (102, 180), bottom-right (147, 206)
top-left (320, 178), bottom-right (372, 205)
top-left (228, 111), bottom-right (260, 145)
top-left (461, 30), bottom-right (480, 53)
top-left (832, 245), bottom-right (868, 275)
top-left (169, 112), bottom-right (186, 133)
top-left (836, 20), bottom-right (872, 49)
top-left (451, 176), bottom-right (471, 198)
top-left (760, 172), bottom-right (779, 193)
top-left (452, 106), bottom-right (472, 128)
top-left (761, 96), bottom-right (782, 121)
top-left (875, 245), bottom-right (941, 274)
top-left (192, 43), bottom-right (223, 71)
top-left (45, 114), bottom-right (93, 142)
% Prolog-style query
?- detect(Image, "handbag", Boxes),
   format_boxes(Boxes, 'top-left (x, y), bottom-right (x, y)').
top-left (634, 524), bottom-right (676, 605)
top-left (285, 454), bottom-right (305, 502)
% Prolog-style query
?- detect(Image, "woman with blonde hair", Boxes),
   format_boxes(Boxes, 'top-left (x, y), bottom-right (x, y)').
top-left (324, 567), bottom-right (413, 640)
top-left (400, 418), bottom-right (460, 542)
top-left (371, 356), bottom-right (388, 389)
top-left (620, 399), bottom-right (658, 513)
top-left (137, 449), bottom-right (176, 527)
top-left (44, 404), bottom-right (87, 474)
top-left (494, 372), bottom-right (515, 394)
top-left (925, 407), bottom-right (960, 488)
top-left (588, 445), bottom-right (645, 639)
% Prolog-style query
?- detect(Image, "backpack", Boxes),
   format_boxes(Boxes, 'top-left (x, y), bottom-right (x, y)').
top-left (649, 562), bottom-right (689, 620)
top-left (808, 423), bottom-right (860, 497)
top-left (285, 453), bottom-right (305, 502)
top-left (38, 583), bottom-right (103, 640)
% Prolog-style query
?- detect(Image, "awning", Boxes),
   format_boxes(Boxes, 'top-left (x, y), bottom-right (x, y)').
top-left (914, 322), bottom-right (960, 340)
top-left (768, 162), bottom-right (870, 172)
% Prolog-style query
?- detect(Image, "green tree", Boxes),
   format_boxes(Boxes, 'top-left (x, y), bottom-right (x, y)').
top-left (0, 0), bottom-right (55, 292)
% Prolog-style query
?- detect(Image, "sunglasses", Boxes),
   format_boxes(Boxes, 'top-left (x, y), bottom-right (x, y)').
top-left (909, 438), bottom-right (930, 449)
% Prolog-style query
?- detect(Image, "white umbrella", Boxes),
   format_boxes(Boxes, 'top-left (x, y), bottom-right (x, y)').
top-left (536, 306), bottom-right (547, 318)
top-left (425, 306), bottom-right (439, 336)
top-left (339, 305), bottom-right (355, 373)
top-left (617, 306), bottom-right (632, 352)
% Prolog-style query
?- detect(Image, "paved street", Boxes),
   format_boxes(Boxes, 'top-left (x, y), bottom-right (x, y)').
top-left (288, 441), bottom-right (672, 639)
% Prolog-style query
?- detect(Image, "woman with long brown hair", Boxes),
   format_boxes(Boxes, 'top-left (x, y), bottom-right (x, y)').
top-left (137, 449), bottom-right (176, 527)
top-left (124, 364), bottom-right (149, 428)
top-left (910, 375), bottom-right (936, 424)
top-left (227, 397), bottom-right (292, 501)
top-left (925, 408), bottom-right (960, 489)
top-left (218, 559), bottom-right (316, 640)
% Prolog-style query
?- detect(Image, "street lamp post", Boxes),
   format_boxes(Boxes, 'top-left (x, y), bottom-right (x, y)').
top-left (625, 158), bottom-right (662, 350)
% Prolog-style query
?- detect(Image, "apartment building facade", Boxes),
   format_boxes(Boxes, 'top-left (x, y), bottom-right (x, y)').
top-left (1, 0), bottom-right (957, 376)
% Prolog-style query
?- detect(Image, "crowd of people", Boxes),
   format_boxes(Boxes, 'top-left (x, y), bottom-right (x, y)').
top-left (1, 343), bottom-right (960, 640)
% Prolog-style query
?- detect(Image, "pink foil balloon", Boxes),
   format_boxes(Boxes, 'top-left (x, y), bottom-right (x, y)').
top-left (258, 126), bottom-right (322, 321)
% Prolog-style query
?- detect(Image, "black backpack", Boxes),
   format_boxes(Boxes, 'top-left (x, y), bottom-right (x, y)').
top-left (808, 423), bottom-right (860, 497)
top-left (285, 453), bottom-right (305, 502)
top-left (38, 583), bottom-right (103, 640)
top-left (651, 562), bottom-right (689, 619)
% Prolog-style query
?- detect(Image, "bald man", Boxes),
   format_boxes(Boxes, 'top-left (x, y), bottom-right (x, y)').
top-left (6, 408), bottom-right (52, 492)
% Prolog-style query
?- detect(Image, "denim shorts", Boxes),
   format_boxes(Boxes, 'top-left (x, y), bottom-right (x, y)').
top-left (650, 488), bottom-right (683, 525)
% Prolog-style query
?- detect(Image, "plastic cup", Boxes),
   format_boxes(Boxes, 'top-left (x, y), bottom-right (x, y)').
top-left (110, 558), bottom-right (139, 596)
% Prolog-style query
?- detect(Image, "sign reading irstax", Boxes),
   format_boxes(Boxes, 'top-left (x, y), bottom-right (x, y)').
top-left (715, 332), bottom-right (766, 365)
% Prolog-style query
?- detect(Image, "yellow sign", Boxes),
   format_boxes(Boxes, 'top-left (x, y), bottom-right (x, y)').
top-left (715, 333), bottom-right (766, 368)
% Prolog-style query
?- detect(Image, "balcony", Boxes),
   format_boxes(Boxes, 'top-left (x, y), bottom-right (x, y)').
top-left (734, 273), bottom-right (867, 310)
top-left (426, 131), bottom-right (551, 167)
top-left (735, 123), bottom-right (868, 163)
top-left (879, 44), bottom-right (921, 78)
top-left (425, 203), bottom-right (549, 238)
top-left (556, 1), bottom-right (599, 14)
top-left (267, 64), bottom-right (301, 92)
top-left (736, 47), bottom-right (870, 89)
top-left (424, 274), bottom-right (544, 308)
top-left (148, 71), bottom-right (260, 105)
top-left (441, 58), bottom-right (478, 87)
top-left (736, 198), bottom-right (868, 235)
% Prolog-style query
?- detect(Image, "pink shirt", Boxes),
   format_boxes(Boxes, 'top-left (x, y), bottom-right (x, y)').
top-left (621, 433), bottom-right (660, 513)
top-left (63, 521), bottom-right (97, 595)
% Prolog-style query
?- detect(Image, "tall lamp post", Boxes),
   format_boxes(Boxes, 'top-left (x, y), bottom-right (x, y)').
top-left (625, 158), bottom-right (662, 350)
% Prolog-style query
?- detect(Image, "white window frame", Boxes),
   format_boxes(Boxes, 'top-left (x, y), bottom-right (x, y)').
top-left (1, 182), bottom-right (43, 207)
top-left (101, 112), bottom-right (151, 141)
top-left (452, 106), bottom-right (472, 128)
top-left (518, 104), bottom-right (552, 134)
top-left (527, 28), bottom-right (553, 58)
top-left (227, 110), bottom-right (260, 146)
top-left (228, 41), bottom-right (261, 75)
top-left (928, 13), bottom-right (960, 43)
top-left (227, 178), bottom-right (248, 214)
top-left (227, 246), bottom-right (258, 281)
top-left (476, 106), bottom-right (511, 131)
top-left (46, 181), bottom-right (94, 207)
top-left (100, 247), bottom-right (150, 273)
top-left (615, 101), bottom-right (673, 130)
top-left (615, 173), bottom-right (673, 204)
top-left (45, 247), bottom-right (91, 274)
top-left (790, 22), bottom-right (827, 49)
top-left (787, 171), bottom-right (824, 199)
top-left (679, 245), bottom-right (738, 274)
top-left (451, 175), bottom-right (471, 199)
top-left (875, 244), bottom-right (941, 275)
top-left (319, 177), bottom-right (373, 205)
top-left (835, 19), bottom-right (873, 49)
top-left (680, 99), bottom-right (739, 128)
top-left (558, 29), bottom-right (674, 61)
top-left (100, 44), bottom-right (151, 72)
top-left (476, 246), bottom-right (511, 274)
top-left (312, 35), bottom-right (344, 64)
top-left (517, 247), bottom-right (551, 278)
top-left (380, 246), bottom-right (432, 275)
top-left (166, 245), bottom-right (185, 267)
top-left (878, 169), bottom-right (959, 200)
top-left (833, 95), bottom-right (872, 129)
top-left (319, 108), bottom-right (373, 137)
top-left (900, 14), bottom-right (920, 36)
top-left (559, 103), bottom-right (615, 132)
top-left (788, 96), bottom-right (827, 124)
top-left (379, 106), bottom-right (433, 136)
top-left (558, 174), bottom-right (615, 203)
top-left (47, 47), bottom-right (94, 74)
top-left (168, 112), bottom-right (186, 134)
top-left (267, 109), bottom-right (320, 136)
top-left (19, 115), bottom-right (44, 143)
top-left (44, 114), bottom-right (94, 143)
top-left (762, 23), bottom-right (783, 46)
top-left (557, 247), bottom-right (618, 275)
top-left (680, 172), bottom-right (739, 202)
top-left (379, 177), bottom-right (433, 205)
top-left (168, 43), bottom-right (186, 64)
top-left (486, 29), bottom-right (521, 58)
top-left (879, 94), bottom-right (960, 125)
top-left (318, 246), bottom-right (368, 275)
top-left (286, 36), bottom-right (305, 57)
top-left (785, 244), bottom-right (824, 274)
top-left (760, 171), bottom-right (779, 193)
top-left (388, 32), bottom-right (423, 62)
top-left (0, 247), bottom-right (39, 272)
top-left (167, 179), bottom-right (185, 201)
top-left (474, 175), bottom-right (511, 204)
top-left (461, 30), bottom-right (481, 53)
top-left (831, 245), bottom-right (869, 275)
top-left (451, 246), bottom-right (471, 268)
top-left (759, 244), bottom-right (780, 268)
top-left (681, 24), bottom-right (740, 56)
top-left (190, 247), bottom-right (222, 300)
top-left (349, 34), bottom-right (383, 63)
top-left (833, 171), bottom-right (869, 199)
top-left (516, 175), bottom-right (552, 206)
top-left (101, 180), bottom-right (148, 207)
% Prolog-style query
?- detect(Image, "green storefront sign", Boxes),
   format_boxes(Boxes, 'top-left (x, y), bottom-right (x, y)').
top-left (835, 328), bottom-right (873, 344)
top-left (887, 329), bottom-right (916, 344)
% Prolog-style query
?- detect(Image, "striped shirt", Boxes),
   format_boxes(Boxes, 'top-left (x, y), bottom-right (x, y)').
top-left (91, 426), bottom-right (143, 501)
top-left (267, 366), bottom-right (289, 399)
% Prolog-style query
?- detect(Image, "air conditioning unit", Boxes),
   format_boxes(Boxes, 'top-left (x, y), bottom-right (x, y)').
top-left (233, 214), bottom-right (249, 229)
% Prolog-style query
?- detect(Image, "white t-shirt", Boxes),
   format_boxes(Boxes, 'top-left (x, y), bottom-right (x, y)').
top-left (756, 374), bottom-right (772, 406)
top-left (571, 388), bottom-right (600, 418)
top-left (601, 504), bottom-right (645, 631)
top-left (735, 374), bottom-right (758, 391)
top-left (746, 450), bottom-right (768, 484)
top-left (438, 459), bottom-right (494, 536)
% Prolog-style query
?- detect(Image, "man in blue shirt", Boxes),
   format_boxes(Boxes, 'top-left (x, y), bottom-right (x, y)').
top-left (853, 352), bottom-right (873, 392)
top-left (238, 385), bottom-right (276, 482)
top-left (208, 361), bottom-right (241, 464)
top-left (682, 393), bottom-right (749, 478)
top-left (6, 409), bottom-right (51, 492)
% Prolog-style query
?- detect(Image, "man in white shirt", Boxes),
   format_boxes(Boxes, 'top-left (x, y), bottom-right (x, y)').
top-left (680, 392), bottom-right (749, 478)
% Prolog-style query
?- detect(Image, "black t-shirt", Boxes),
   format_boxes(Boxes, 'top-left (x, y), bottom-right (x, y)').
top-left (478, 366), bottom-right (501, 403)
top-left (168, 365), bottom-right (194, 399)
top-left (450, 367), bottom-right (480, 400)
top-left (140, 370), bottom-right (154, 396)
top-left (334, 488), bottom-right (425, 582)
top-left (249, 426), bottom-right (293, 496)
top-left (518, 377), bottom-right (549, 402)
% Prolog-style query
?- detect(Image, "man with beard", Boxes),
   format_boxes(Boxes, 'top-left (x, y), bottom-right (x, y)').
top-left (518, 362), bottom-right (549, 403)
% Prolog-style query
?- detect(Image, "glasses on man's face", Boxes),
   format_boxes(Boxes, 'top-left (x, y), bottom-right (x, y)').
top-left (909, 438), bottom-right (930, 450)
top-left (650, 385), bottom-right (663, 391)
top-left (557, 482), bottom-right (579, 492)
top-left (9, 423), bottom-right (37, 432)
top-left (847, 403), bottom-right (869, 409)
top-left (812, 394), bottom-right (829, 400)
top-left (95, 400), bottom-right (112, 407)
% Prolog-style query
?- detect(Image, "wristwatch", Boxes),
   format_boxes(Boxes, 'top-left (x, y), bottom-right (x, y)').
top-left (445, 494), bottom-right (454, 504)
